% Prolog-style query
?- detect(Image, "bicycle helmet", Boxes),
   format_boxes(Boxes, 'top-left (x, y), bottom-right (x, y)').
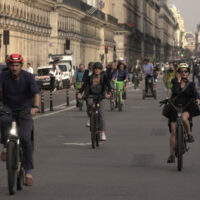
top-left (93, 62), bottom-right (103, 70)
top-left (177, 63), bottom-right (190, 73)
top-left (7, 54), bottom-right (24, 64)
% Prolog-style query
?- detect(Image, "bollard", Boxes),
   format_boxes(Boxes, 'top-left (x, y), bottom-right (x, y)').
top-left (66, 79), bottom-right (70, 107)
top-left (50, 89), bottom-right (53, 111)
top-left (66, 88), bottom-right (69, 106)
top-left (40, 89), bottom-right (45, 113)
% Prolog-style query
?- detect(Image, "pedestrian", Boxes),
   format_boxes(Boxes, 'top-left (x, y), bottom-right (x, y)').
top-left (27, 63), bottom-right (34, 74)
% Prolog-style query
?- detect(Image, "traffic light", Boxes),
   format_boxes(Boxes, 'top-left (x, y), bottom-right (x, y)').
top-left (105, 46), bottom-right (108, 54)
top-left (3, 30), bottom-right (9, 45)
top-left (180, 53), bottom-right (184, 57)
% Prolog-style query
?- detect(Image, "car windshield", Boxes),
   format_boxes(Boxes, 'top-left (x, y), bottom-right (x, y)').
top-left (38, 69), bottom-right (51, 76)
top-left (58, 65), bottom-right (68, 72)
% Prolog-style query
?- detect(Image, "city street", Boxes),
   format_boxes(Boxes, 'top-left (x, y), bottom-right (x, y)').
top-left (0, 77), bottom-right (200, 200)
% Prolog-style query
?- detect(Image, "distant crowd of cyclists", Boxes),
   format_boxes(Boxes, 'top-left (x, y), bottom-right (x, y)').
top-left (1, 53), bottom-right (200, 189)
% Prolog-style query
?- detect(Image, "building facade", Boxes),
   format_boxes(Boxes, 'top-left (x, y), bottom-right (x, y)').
top-left (195, 24), bottom-right (200, 57)
top-left (0, 0), bottom-right (118, 71)
top-left (170, 4), bottom-right (187, 59)
top-left (159, 0), bottom-right (178, 61)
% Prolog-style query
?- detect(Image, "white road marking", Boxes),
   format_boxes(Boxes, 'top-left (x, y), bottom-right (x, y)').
top-left (63, 142), bottom-right (91, 146)
top-left (34, 105), bottom-right (76, 120)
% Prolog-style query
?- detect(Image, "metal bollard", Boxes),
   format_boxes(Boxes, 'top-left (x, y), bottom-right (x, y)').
top-left (66, 79), bottom-right (70, 107)
top-left (40, 89), bottom-right (45, 113)
top-left (50, 90), bottom-right (53, 111)
top-left (66, 88), bottom-right (69, 106)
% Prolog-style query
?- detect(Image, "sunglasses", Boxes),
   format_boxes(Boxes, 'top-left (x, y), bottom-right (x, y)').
top-left (180, 70), bottom-right (188, 74)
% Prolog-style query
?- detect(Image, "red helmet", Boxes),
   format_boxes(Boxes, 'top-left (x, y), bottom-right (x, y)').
top-left (7, 54), bottom-right (24, 64)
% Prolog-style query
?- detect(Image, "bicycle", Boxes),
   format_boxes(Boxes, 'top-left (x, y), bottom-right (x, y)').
top-left (143, 75), bottom-right (156, 100)
top-left (74, 82), bottom-right (84, 111)
top-left (109, 81), bottom-right (115, 111)
top-left (0, 109), bottom-right (34, 195)
top-left (88, 95), bottom-right (104, 149)
top-left (114, 80), bottom-right (126, 112)
top-left (160, 98), bottom-right (195, 171)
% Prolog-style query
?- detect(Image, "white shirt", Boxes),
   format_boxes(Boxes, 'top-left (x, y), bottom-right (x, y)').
top-left (27, 67), bottom-right (34, 74)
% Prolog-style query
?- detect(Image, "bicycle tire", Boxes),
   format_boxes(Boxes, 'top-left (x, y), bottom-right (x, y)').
top-left (7, 141), bottom-right (18, 195)
top-left (177, 125), bottom-right (183, 171)
top-left (17, 148), bottom-right (24, 191)
top-left (90, 113), bottom-right (96, 149)
top-left (118, 91), bottom-right (122, 112)
top-left (79, 100), bottom-right (83, 111)
top-left (110, 97), bottom-right (114, 111)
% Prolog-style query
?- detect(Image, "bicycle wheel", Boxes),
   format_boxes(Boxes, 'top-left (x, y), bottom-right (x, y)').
top-left (177, 125), bottom-right (184, 171)
top-left (118, 91), bottom-right (122, 112)
top-left (17, 148), bottom-right (24, 191)
top-left (7, 141), bottom-right (18, 195)
top-left (90, 113), bottom-right (96, 149)
top-left (110, 95), bottom-right (114, 111)
top-left (79, 99), bottom-right (83, 111)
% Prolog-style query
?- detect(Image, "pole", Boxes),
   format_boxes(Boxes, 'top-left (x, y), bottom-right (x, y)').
top-left (66, 88), bottom-right (69, 106)
top-left (50, 90), bottom-right (53, 111)
top-left (5, 45), bottom-right (7, 63)
top-left (40, 89), bottom-right (45, 113)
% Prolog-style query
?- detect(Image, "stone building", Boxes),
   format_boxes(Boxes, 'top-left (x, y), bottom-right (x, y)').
top-left (170, 4), bottom-right (187, 58)
top-left (159, 0), bottom-right (178, 61)
top-left (110, 0), bottom-right (161, 65)
top-left (0, 0), bottom-right (118, 71)
top-left (195, 24), bottom-right (200, 57)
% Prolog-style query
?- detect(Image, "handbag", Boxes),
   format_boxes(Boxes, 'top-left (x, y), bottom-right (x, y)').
top-left (162, 81), bottom-right (190, 118)
top-left (162, 100), bottom-right (172, 118)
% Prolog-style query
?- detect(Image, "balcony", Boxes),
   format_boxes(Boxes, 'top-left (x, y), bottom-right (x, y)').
top-left (80, 2), bottom-right (105, 21)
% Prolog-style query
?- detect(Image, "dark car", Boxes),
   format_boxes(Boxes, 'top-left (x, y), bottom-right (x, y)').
top-left (0, 63), bottom-right (8, 73)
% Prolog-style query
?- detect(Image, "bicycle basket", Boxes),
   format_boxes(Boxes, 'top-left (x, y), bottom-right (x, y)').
top-left (74, 82), bottom-right (82, 90)
top-left (115, 81), bottom-right (124, 90)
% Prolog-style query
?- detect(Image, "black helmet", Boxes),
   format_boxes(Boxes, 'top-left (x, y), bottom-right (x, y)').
top-left (93, 62), bottom-right (103, 70)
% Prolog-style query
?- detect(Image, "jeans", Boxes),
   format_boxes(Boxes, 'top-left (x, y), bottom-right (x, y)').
top-left (0, 107), bottom-right (33, 172)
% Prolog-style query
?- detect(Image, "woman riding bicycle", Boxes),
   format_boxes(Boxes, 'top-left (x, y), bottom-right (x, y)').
top-left (77, 62), bottom-right (111, 141)
top-left (167, 63), bottom-right (200, 163)
top-left (113, 62), bottom-right (129, 99)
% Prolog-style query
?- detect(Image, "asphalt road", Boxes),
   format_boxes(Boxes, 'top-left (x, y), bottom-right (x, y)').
top-left (0, 77), bottom-right (200, 200)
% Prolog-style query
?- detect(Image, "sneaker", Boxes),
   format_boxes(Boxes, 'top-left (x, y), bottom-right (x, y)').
top-left (187, 134), bottom-right (195, 143)
top-left (100, 131), bottom-right (107, 141)
top-left (167, 155), bottom-right (175, 163)
top-left (86, 118), bottom-right (90, 127)
top-left (1, 148), bottom-right (7, 162)
top-left (25, 174), bottom-right (33, 186)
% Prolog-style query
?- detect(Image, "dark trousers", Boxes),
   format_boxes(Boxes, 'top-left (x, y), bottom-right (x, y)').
top-left (0, 109), bottom-right (33, 171)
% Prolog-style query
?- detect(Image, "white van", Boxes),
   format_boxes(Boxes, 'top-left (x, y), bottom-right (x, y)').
top-left (35, 65), bottom-right (63, 90)
top-left (49, 54), bottom-right (75, 84)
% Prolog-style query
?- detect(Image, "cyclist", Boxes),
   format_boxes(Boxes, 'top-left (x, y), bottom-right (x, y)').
top-left (113, 62), bottom-right (129, 99)
top-left (132, 60), bottom-right (141, 86)
top-left (72, 64), bottom-right (85, 107)
top-left (0, 54), bottom-right (40, 186)
top-left (142, 58), bottom-right (154, 93)
top-left (106, 61), bottom-right (117, 81)
top-left (77, 62), bottom-right (111, 141)
top-left (164, 62), bottom-right (176, 97)
top-left (167, 63), bottom-right (200, 163)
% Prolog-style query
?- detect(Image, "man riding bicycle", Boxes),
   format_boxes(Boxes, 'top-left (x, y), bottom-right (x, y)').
top-left (142, 58), bottom-right (154, 93)
top-left (0, 54), bottom-right (40, 186)
top-left (72, 64), bottom-right (85, 107)
top-left (167, 63), bottom-right (200, 163)
top-left (77, 62), bottom-right (111, 141)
